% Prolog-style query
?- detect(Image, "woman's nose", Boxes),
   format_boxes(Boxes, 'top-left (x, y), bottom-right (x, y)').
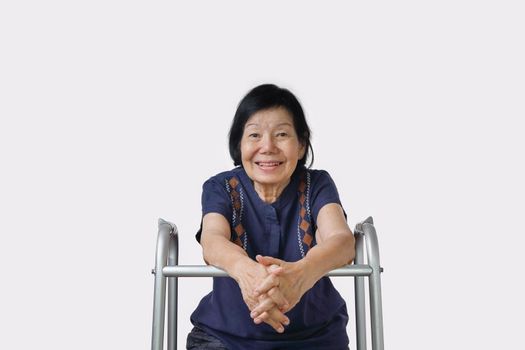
top-left (260, 134), bottom-right (277, 153)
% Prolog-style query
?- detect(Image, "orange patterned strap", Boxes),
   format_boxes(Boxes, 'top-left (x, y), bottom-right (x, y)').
top-left (297, 170), bottom-right (314, 257)
top-left (225, 176), bottom-right (246, 249)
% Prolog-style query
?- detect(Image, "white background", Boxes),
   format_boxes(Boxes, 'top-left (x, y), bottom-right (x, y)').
top-left (1, 1), bottom-right (524, 349)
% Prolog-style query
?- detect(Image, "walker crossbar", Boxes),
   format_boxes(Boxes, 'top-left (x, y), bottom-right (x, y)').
top-left (151, 217), bottom-right (384, 350)
top-left (162, 265), bottom-right (374, 277)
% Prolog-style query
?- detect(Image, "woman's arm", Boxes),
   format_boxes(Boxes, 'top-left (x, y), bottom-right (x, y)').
top-left (299, 202), bottom-right (356, 280)
top-left (251, 203), bottom-right (355, 320)
top-left (200, 213), bottom-right (290, 332)
top-left (200, 212), bottom-right (251, 271)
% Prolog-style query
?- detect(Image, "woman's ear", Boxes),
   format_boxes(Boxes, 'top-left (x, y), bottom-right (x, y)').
top-left (299, 131), bottom-right (309, 158)
top-left (299, 141), bottom-right (307, 158)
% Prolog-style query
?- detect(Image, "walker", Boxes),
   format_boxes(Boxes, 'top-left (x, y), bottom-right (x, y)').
top-left (151, 216), bottom-right (384, 350)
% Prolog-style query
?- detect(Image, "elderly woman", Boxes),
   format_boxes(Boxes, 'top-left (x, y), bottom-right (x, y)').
top-left (187, 84), bottom-right (355, 350)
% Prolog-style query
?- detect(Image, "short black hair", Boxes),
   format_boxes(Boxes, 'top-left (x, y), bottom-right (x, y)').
top-left (228, 84), bottom-right (314, 167)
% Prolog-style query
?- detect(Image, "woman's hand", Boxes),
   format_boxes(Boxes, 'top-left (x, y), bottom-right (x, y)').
top-left (251, 203), bottom-right (355, 323)
top-left (200, 213), bottom-right (290, 332)
top-left (232, 258), bottom-right (290, 333)
top-left (250, 255), bottom-right (316, 323)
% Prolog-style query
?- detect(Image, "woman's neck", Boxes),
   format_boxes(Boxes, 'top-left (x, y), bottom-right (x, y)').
top-left (253, 179), bottom-right (290, 204)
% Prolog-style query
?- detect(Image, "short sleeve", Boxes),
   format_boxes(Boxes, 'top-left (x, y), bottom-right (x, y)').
top-left (195, 177), bottom-right (233, 242)
top-left (310, 170), bottom-right (345, 224)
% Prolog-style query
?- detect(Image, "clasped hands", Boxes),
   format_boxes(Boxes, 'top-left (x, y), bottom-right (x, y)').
top-left (237, 255), bottom-right (313, 334)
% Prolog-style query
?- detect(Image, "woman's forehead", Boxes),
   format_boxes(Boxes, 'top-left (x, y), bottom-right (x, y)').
top-left (245, 107), bottom-right (294, 128)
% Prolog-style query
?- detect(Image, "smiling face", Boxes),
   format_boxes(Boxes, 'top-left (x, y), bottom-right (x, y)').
top-left (240, 107), bottom-right (306, 201)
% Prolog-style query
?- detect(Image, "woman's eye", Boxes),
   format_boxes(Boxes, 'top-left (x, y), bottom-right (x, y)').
top-left (276, 132), bottom-right (288, 137)
top-left (248, 133), bottom-right (260, 138)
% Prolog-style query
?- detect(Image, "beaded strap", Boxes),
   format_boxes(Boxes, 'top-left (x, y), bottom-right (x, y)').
top-left (297, 170), bottom-right (314, 257)
top-left (225, 176), bottom-right (247, 250)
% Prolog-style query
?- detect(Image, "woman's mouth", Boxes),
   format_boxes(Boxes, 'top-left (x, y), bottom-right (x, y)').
top-left (255, 161), bottom-right (283, 169)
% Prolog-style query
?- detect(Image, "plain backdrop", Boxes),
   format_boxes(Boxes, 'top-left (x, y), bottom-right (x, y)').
top-left (1, 1), bottom-right (524, 349)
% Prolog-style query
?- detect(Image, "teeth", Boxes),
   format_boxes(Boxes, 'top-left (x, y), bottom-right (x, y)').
top-left (258, 162), bottom-right (279, 166)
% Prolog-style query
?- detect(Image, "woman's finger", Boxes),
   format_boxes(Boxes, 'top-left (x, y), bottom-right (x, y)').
top-left (267, 264), bottom-right (283, 275)
top-left (253, 273), bottom-right (279, 296)
top-left (257, 312), bottom-right (283, 333)
top-left (256, 255), bottom-right (284, 267)
top-left (256, 308), bottom-right (290, 333)
top-left (267, 287), bottom-right (289, 310)
top-left (268, 307), bottom-right (290, 327)
top-left (250, 296), bottom-right (275, 319)
top-left (251, 290), bottom-right (288, 317)
top-left (256, 310), bottom-right (289, 333)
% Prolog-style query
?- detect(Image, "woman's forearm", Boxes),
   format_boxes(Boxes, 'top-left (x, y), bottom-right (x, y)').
top-left (202, 229), bottom-right (290, 332)
top-left (251, 233), bottom-right (354, 317)
top-left (201, 231), bottom-right (254, 280)
top-left (300, 233), bottom-right (355, 286)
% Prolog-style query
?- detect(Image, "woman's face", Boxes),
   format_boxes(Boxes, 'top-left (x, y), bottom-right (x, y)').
top-left (240, 107), bottom-right (305, 190)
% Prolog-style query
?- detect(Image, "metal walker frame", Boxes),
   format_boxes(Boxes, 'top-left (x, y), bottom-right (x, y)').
top-left (151, 216), bottom-right (384, 350)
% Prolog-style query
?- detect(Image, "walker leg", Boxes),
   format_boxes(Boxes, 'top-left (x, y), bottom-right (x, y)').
top-left (362, 218), bottom-right (384, 350)
top-left (354, 230), bottom-right (367, 350)
top-left (151, 219), bottom-right (178, 350)
top-left (167, 230), bottom-right (178, 350)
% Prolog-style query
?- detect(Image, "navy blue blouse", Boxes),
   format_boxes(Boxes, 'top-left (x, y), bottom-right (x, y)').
top-left (191, 165), bottom-right (349, 350)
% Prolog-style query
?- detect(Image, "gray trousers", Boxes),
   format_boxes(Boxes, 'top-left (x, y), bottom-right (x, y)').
top-left (186, 326), bottom-right (228, 349)
top-left (187, 326), bottom-right (351, 350)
